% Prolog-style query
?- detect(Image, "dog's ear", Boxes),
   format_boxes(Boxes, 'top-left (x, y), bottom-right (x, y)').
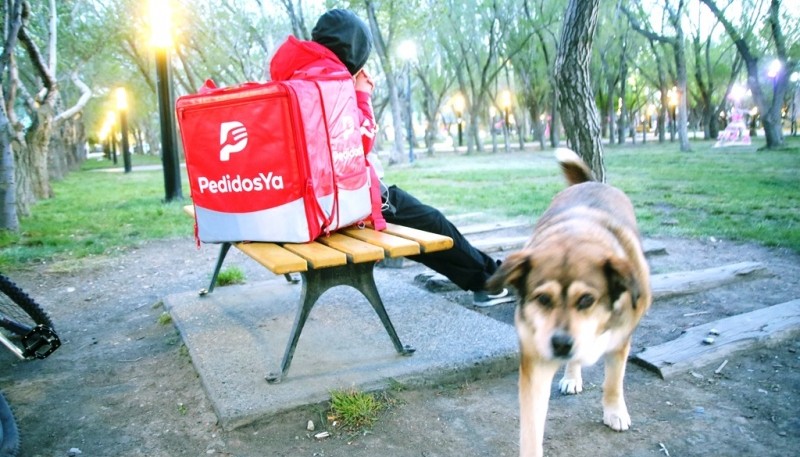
top-left (488, 251), bottom-right (533, 297)
top-left (603, 257), bottom-right (640, 309)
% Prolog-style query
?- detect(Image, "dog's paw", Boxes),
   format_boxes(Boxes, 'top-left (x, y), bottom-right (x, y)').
top-left (603, 406), bottom-right (631, 432)
top-left (558, 376), bottom-right (583, 395)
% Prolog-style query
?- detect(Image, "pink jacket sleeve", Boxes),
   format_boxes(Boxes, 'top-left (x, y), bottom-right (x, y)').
top-left (356, 90), bottom-right (377, 155)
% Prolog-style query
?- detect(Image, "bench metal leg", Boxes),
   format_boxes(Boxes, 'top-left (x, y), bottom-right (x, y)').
top-left (199, 242), bottom-right (231, 296)
top-left (265, 262), bottom-right (414, 383)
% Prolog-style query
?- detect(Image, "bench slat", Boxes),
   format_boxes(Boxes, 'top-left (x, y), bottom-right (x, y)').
top-left (235, 242), bottom-right (308, 275)
top-left (283, 242), bottom-right (348, 269)
top-left (317, 233), bottom-right (385, 263)
top-left (383, 223), bottom-right (454, 253)
top-left (340, 227), bottom-right (420, 258)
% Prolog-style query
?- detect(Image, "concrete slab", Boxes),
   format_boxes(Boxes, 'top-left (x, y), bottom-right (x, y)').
top-left (163, 268), bottom-right (519, 431)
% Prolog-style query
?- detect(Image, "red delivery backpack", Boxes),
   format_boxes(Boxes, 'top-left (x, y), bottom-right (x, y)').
top-left (175, 72), bottom-right (372, 243)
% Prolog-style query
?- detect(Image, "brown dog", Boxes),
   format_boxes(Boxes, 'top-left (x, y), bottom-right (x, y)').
top-left (487, 148), bottom-right (651, 457)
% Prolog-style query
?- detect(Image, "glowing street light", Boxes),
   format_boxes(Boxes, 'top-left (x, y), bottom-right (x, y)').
top-left (105, 110), bottom-right (118, 164)
top-left (767, 58), bottom-right (782, 103)
top-left (150, 0), bottom-right (183, 201)
top-left (500, 89), bottom-right (512, 131)
top-left (398, 40), bottom-right (417, 163)
top-left (667, 86), bottom-right (678, 142)
top-left (451, 93), bottom-right (465, 148)
top-left (116, 87), bottom-right (132, 173)
top-left (767, 59), bottom-right (782, 79)
top-left (729, 83), bottom-right (746, 106)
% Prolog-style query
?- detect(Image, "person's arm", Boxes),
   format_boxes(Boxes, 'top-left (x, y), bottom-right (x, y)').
top-left (354, 69), bottom-right (377, 154)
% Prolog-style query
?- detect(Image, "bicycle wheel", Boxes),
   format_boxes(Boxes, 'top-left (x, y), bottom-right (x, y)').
top-left (0, 391), bottom-right (19, 457)
top-left (0, 274), bottom-right (58, 359)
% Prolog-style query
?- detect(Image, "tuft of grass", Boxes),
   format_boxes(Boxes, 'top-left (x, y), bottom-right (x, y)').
top-left (216, 267), bottom-right (246, 286)
top-left (157, 312), bottom-right (173, 325)
top-left (328, 388), bottom-right (382, 430)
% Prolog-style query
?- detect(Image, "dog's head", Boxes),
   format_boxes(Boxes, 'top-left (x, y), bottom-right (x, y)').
top-left (488, 241), bottom-right (642, 365)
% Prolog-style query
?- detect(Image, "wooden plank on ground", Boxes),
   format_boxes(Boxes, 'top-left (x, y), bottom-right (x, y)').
top-left (651, 261), bottom-right (767, 299)
top-left (317, 233), bottom-right (384, 263)
top-left (459, 220), bottom-right (530, 236)
top-left (340, 227), bottom-right (420, 258)
top-left (383, 223), bottom-right (453, 253)
top-left (235, 242), bottom-right (309, 275)
top-left (469, 236), bottom-right (669, 256)
top-left (471, 236), bottom-right (528, 253)
top-left (282, 242), bottom-right (347, 269)
top-left (632, 299), bottom-right (800, 379)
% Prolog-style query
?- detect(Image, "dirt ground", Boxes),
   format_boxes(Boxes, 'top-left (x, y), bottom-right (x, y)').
top-left (1, 228), bottom-right (799, 457)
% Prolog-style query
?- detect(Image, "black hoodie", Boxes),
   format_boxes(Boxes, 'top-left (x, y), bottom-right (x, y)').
top-left (311, 9), bottom-right (373, 75)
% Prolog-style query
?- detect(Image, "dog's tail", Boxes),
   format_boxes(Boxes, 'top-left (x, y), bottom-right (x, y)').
top-left (555, 148), bottom-right (596, 185)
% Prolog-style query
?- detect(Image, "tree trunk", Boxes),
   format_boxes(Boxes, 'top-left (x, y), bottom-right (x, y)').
top-left (24, 103), bottom-right (55, 199)
top-left (674, 32), bottom-right (691, 151)
top-left (0, 106), bottom-right (19, 230)
top-left (12, 134), bottom-right (34, 217)
top-left (0, 0), bottom-right (23, 230)
top-left (549, 88), bottom-right (561, 148)
top-left (555, 0), bottom-right (605, 181)
top-left (365, 1), bottom-right (406, 164)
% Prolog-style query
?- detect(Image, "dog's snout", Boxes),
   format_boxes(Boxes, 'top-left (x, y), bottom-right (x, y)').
top-left (551, 333), bottom-right (574, 358)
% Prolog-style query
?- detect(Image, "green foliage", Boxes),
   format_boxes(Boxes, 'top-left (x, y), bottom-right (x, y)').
top-left (0, 138), bottom-right (797, 271)
top-left (386, 137), bottom-right (800, 252)
top-left (0, 168), bottom-right (191, 269)
top-left (216, 267), bottom-right (246, 286)
top-left (328, 388), bottom-right (382, 430)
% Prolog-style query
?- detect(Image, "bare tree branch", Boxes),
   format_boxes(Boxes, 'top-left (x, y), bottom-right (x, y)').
top-left (54, 73), bottom-right (91, 122)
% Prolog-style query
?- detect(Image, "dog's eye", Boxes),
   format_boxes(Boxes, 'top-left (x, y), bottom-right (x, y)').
top-left (576, 294), bottom-right (595, 310)
top-left (535, 294), bottom-right (553, 308)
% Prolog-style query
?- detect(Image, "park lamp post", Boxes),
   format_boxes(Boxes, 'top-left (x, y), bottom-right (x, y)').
top-left (500, 89), bottom-right (512, 134)
top-left (151, 0), bottom-right (183, 201)
top-left (767, 59), bottom-right (782, 96)
top-left (105, 110), bottom-right (118, 164)
top-left (98, 123), bottom-right (109, 161)
top-left (398, 40), bottom-right (417, 163)
top-left (116, 88), bottom-right (132, 173)
top-left (667, 86), bottom-right (678, 142)
top-left (790, 72), bottom-right (799, 136)
top-left (451, 93), bottom-right (465, 148)
top-left (729, 83), bottom-right (746, 108)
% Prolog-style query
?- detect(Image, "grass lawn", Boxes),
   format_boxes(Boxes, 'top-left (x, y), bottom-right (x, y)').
top-left (0, 136), bottom-right (797, 270)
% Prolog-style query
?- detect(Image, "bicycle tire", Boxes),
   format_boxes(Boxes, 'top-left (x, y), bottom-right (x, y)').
top-left (0, 274), bottom-right (55, 352)
top-left (0, 391), bottom-right (20, 457)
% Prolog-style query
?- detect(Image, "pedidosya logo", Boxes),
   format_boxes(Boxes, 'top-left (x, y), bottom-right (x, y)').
top-left (332, 114), bottom-right (363, 164)
top-left (196, 121), bottom-right (284, 195)
top-left (219, 121), bottom-right (248, 161)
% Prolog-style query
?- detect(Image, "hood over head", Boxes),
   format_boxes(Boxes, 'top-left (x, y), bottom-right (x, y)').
top-left (269, 36), bottom-right (344, 81)
top-left (311, 9), bottom-right (372, 75)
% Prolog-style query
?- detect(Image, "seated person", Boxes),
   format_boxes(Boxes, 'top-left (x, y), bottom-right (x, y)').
top-left (270, 9), bottom-right (514, 307)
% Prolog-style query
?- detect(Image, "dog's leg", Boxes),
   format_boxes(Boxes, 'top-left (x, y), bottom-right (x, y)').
top-left (519, 353), bottom-right (560, 457)
top-left (602, 339), bottom-right (632, 431)
top-left (558, 360), bottom-right (583, 395)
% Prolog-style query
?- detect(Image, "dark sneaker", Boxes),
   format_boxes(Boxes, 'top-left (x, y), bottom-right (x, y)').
top-left (473, 288), bottom-right (515, 307)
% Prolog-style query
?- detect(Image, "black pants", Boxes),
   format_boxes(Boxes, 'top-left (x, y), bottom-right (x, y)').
top-left (382, 185), bottom-right (498, 292)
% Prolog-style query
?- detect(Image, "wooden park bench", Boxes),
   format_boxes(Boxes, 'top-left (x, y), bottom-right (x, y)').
top-left (183, 205), bottom-right (453, 383)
